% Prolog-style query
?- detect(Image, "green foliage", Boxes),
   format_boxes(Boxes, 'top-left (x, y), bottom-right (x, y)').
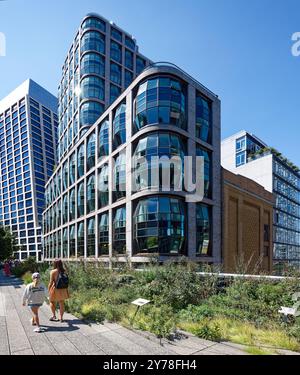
top-left (0, 225), bottom-right (18, 261)
top-left (22, 271), bottom-right (33, 285)
top-left (193, 320), bottom-right (222, 342)
top-left (36, 262), bottom-right (300, 351)
top-left (12, 257), bottom-right (39, 277)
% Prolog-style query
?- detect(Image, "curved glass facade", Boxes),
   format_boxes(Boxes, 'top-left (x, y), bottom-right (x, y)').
top-left (133, 132), bottom-right (185, 192)
top-left (81, 53), bottom-right (105, 77)
top-left (44, 67), bottom-right (220, 264)
top-left (69, 153), bottom-right (76, 185)
top-left (80, 101), bottom-right (104, 127)
top-left (81, 76), bottom-right (105, 101)
top-left (113, 207), bottom-right (126, 254)
top-left (99, 120), bottom-right (109, 157)
top-left (77, 144), bottom-right (85, 178)
top-left (98, 164), bottom-right (109, 208)
top-left (87, 133), bottom-right (96, 170)
top-left (114, 153), bottom-right (126, 201)
top-left (134, 77), bottom-right (186, 133)
top-left (77, 183), bottom-right (84, 217)
top-left (82, 17), bottom-right (106, 32)
top-left (196, 94), bottom-right (212, 144)
top-left (99, 212), bottom-right (109, 255)
top-left (113, 104), bottom-right (126, 148)
top-left (196, 204), bottom-right (211, 256)
top-left (196, 146), bottom-right (212, 198)
top-left (133, 196), bottom-right (185, 255)
top-left (81, 31), bottom-right (105, 54)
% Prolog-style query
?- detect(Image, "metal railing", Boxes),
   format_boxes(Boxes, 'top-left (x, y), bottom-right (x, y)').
top-left (142, 62), bottom-right (219, 99)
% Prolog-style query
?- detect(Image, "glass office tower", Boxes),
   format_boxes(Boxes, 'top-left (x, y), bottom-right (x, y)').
top-left (57, 13), bottom-right (151, 160)
top-left (222, 130), bottom-right (300, 272)
top-left (43, 63), bottom-right (222, 266)
top-left (0, 79), bottom-right (58, 261)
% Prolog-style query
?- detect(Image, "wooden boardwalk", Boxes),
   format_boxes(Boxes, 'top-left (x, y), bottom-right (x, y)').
top-left (0, 272), bottom-right (289, 356)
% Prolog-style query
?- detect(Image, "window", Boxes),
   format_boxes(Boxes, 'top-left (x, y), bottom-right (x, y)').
top-left (133, 197), bottom-right (185, 255)
top-left (82, 17), bottom-right (106, 32)
top-left (63, 194), bottom-right (68, 223)
top-left (87, 174), bottom-right (95, 213)
top-left (113, 104), bottom-right (126, 148)
top-left (133, 132), bottom-right (185, 193)
top-left (81, 31), bottom-right (105, 54)
top-left (63, 162), bottom-right (68, 191)
top-left (87, 133), bottom-right (96, 170)
top-left (125, 50), bottom-right (133, 70)
top-left (87, 218), bottom-right (95, 257)
top-left (125, 70), bottom-right (133, 88)
top-left (125, 36), bottom-right (135, 50)
top-left (113, 207), bottom-right (126, 254)
top-left (77, 222), bottom-right (84, 257)
top-left (196, 204), bottom-right (211, 256)
top-left (196, 147), bottom-right (212, 198)
top-left (98, 213), bottom-right (109, 255)
top-left (77, 183), bottom-right (84, 217)
top-left (77, 144), bottom-right (85, 178)
top-left (99, 120), bottom-right (109, 158)
top-left (110, 63), bottom-right (121, 86)
top-left (236, 151), bottom-right (246, 167)
top-left (69, 153), bottom-right (76, 185)
top-left (98, 165), bottom-right (109, 208)
top-left (69, 189), bottom-right (76, 221)
top-left (80, 101), bottom-right (104, 127)
top-left (69, 225), bottom-right (76, 257)
top-left (110, 84), bottom-right (121, 104)
top-left (113, 153), bottom-right (126, 201)
top-left (136, 57), bottom-right (146, 74)
top-left (134, 77), bottom-right (186, 132)
top-left (111, 41), bottom-right (122, 63)
top-left (236, 137), bottom-right (246, 152)
top-left (111, 27), bottom-right (122, 42)
top-left (81, 53), bottom-right (105, 77)
top-left (196, 94), bottom-right (212, 144)
top-left (81, 76), bottom-right (104, 101)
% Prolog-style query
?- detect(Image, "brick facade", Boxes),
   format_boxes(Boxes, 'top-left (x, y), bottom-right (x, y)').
top-left (222, 168), bottom-right (274, 273)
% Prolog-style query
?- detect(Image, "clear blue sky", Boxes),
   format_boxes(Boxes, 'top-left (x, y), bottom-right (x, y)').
top-left (0, 0), bottom-right (299, 166)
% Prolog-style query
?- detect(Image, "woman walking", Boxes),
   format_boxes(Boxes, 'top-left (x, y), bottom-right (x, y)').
top-left (48, 259), bottom-right (69, 322)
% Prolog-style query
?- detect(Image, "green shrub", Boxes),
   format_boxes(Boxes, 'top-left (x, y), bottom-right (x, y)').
top-left (193, 320), bottom-right (222, 342)
top-left (22, 271), bottom-right (33, 285)
top-left (81, 301), bottom-right (106, 323)
top-left (178, 304), bottom-right (215, 321)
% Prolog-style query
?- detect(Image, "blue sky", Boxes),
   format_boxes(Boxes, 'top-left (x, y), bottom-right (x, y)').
top-left (0, 0), bottom-right (299, 166)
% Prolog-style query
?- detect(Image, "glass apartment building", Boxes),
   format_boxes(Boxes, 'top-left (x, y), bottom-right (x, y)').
top-left (222, 130), bottom-right (300, 272)
top-left (57, 13), bottom-right (151, 160)
top-left (43, 63), bottom-right (221, 265)
top-left (0, 79), bottom-right (58, 261)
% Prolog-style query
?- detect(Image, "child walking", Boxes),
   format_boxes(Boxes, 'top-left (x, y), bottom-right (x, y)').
top-left (22, 272), bottom-right (48, 333)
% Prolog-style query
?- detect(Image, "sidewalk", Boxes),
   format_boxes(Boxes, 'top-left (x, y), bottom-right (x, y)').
top-left (0, 272), bottom-right (292, 356)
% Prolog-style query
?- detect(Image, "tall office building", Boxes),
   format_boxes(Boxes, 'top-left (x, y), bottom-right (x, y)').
top-left (0, 79), bottom-right (58, 261)
top-left (43, 63), bottom-right (221, 265)
top-left (222, 130), bottom-right (300, 272)
top-left (57, 13), bottom-right (151, 160)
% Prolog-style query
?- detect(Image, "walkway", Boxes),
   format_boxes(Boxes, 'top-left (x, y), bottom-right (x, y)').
top-left (0, 272), bottom-right (285, 356)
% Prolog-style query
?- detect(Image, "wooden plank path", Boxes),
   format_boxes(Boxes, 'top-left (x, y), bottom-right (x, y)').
top-left (0, 272), bottom-right (278, 356)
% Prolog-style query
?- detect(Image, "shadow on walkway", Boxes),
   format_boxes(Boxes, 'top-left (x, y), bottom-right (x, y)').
top-left (0, 275), bottom-right (23, 287)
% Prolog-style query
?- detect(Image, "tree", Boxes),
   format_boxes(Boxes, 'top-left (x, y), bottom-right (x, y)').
top-left (0, 225), bottom-right (18, 261)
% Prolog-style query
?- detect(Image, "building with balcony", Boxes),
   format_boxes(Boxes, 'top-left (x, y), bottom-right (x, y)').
top-left (43, 63), bottom-right (221, 266)
top-left (57, 13), bottom-right (151, 160)
top-left (222, 130), bottom-right (300, 272)
top-left (0, 79), bottom-right (58, 261)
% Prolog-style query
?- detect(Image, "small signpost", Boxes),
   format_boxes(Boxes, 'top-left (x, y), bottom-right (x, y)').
top-left (130, 298), bottom-right (150, 325)
top-left (278, 292), bottom-right (300, 323)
